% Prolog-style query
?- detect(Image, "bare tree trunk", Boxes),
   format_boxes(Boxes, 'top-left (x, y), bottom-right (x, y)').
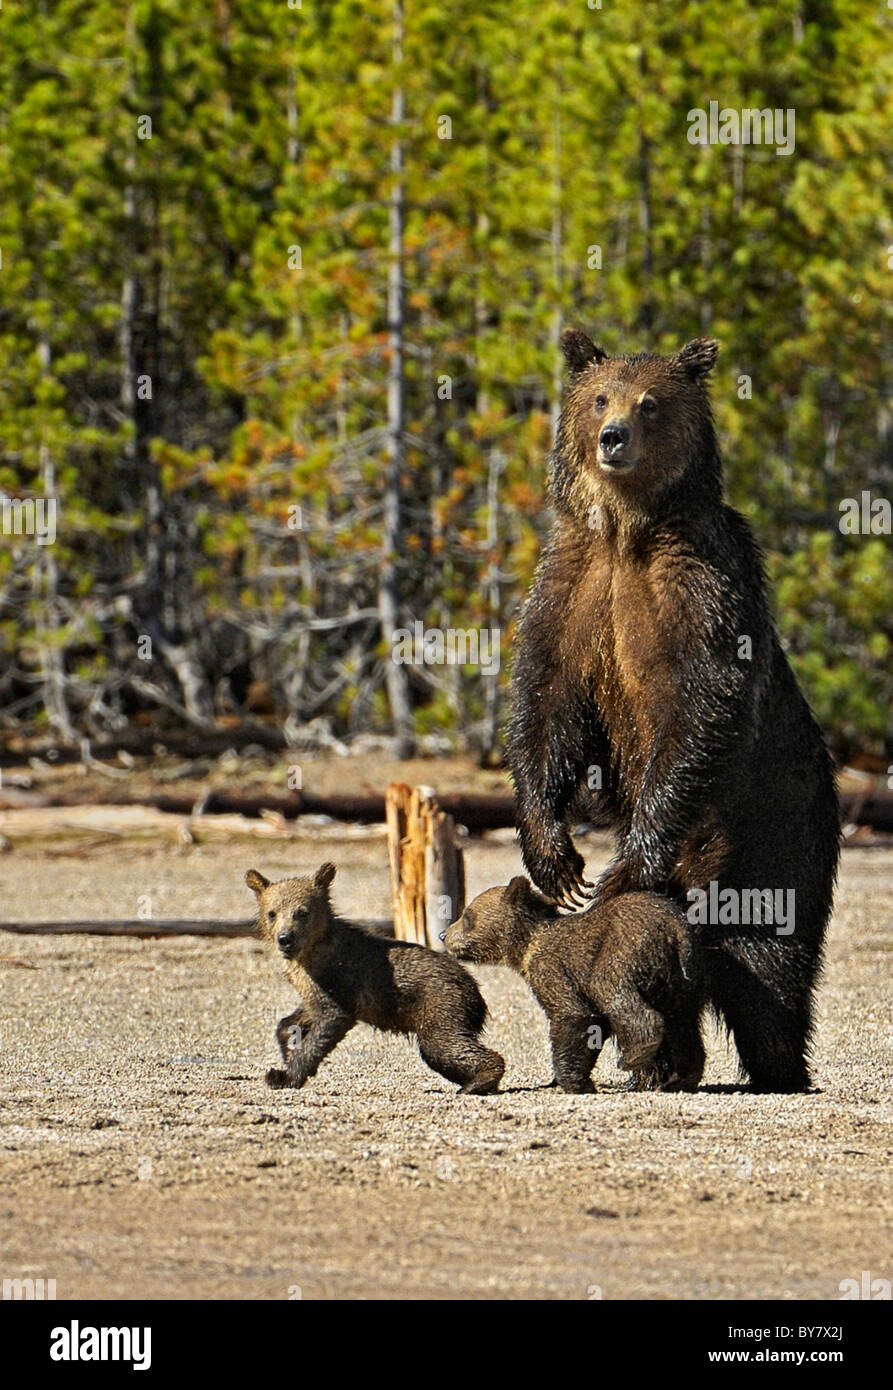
top-left (481, 448), bottom-right (504, 760)
top-left (36, 336), bottom-right (74, 741)
top-left (386, 783), bottom-right (465, 949)
top-left (474, 153), bottom-right (502, 758)
top-left (378, 0), bottom-right (414, 757)
top-left (637, 53), bottom-right (654, 337)
top-left (122, 4), bottom-right (213, 726)
top-left (550, 101), bottom-right (564, 441)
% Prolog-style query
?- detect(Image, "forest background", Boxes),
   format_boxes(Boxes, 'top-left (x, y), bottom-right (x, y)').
top-left (1, 0), bottom-right (890, 766)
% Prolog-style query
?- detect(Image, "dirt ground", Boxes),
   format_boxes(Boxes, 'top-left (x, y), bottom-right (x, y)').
top-left (0, 823), bottom-right (890, 1301)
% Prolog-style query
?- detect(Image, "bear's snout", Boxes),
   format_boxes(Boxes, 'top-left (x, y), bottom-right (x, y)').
top-left (442, 925), bottom-right (469, 959)
top-left (277, 930), bottom-right (296, 953)
top-left (598, 420), bottom-right (632, 463)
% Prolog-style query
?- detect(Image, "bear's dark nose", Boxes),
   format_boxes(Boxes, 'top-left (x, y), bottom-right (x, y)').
top-left (277, 931), bottom-right (293, 951)
top-left (599, 422), bottom-right (631, 456)
top-left (438, 930), bottom-right (446, 942)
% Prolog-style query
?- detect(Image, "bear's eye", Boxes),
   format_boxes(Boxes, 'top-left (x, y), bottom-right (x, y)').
top-left (640, 396), bottom-right (658, 417)
top-left (593, 394), bottom-right (608, 412)
top-left (267, 910), bottom-right (276, 923)
top-left (293, 907), bottom-right (308, 923)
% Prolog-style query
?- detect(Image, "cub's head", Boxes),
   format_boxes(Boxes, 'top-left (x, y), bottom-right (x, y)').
top-left (443, 877), bottom-right (543, 964)
top-left (553, 330), bottom-right (721, 525)
top-left (245, 861), bottom-right (336, 959)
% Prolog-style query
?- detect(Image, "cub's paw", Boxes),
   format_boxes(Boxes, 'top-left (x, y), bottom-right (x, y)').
top-left (655, 1074), bottom-right (701, 1093)
top-left (459, 1066), bottom-right (503, 1096)
top-left (459, 1079), bottom-right (495, 1096)
top-left (552, 1073), bottom-right (596, 1094)
top-left (264, 1067), bottom-right (292, 1089)
top-left (618, 1037), bottom-right (663, 1074)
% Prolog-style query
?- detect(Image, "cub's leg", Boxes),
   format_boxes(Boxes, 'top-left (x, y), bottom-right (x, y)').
top-left (266, 1010), bottom-right (353, 1090)
top-left (605, 988), bottom-right (665, 1075)
top-left (416, 1023), bottom-right (504, 1095)
top-left (650, 1012), bottom-right (705, 1092)
top-left (548, 1014), bottom-right (604, 1093)
top-left (275, 1004), bottom-right (310, 1063)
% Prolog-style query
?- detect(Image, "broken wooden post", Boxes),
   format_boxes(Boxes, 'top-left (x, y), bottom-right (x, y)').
top-left (385, 782), bottom-right (465, 950)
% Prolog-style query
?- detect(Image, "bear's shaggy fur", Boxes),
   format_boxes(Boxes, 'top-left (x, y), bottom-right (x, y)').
top-left (506, 331), bottom-right (839, 1092)
top-left (246, 862), bottom-right (504, 1095)
top-left (445, 878), bottom-right (704, 1093)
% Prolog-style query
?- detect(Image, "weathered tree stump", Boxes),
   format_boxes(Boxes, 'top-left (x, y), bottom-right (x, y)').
top-left (385, 782), bottom-right (465, 950)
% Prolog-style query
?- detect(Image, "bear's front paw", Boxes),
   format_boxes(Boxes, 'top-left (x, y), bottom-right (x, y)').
top-left (524, 831), bottom-right (593, 910)
top-left (265, 1067), bottom-right (294, 1090)
top-left (589, 857), bottom-right (636, 906)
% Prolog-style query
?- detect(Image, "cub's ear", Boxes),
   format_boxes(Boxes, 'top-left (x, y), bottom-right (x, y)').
top-left (560, 328), bottom-right (608, 376)
top-left (314, 862), bottom-right (337, 890)
top-left (245, 869), bottom-right (269, 895)
top-left (505, 875), bottom-right (532, 907)
top-left (676, 337), bottom-right (719, 380)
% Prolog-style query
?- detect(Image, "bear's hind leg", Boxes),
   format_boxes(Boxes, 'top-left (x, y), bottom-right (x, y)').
top-left (417, 1026), bottom-right (504, 1095)
top-left (548, 1015), bottom-right (603, 1093)
top-left (711, 952), bottom-right (813, 1093)
top-left (659, 1011), bottom-right (705, 1092)
top-left (605, 989), bottom-right (665, 1076)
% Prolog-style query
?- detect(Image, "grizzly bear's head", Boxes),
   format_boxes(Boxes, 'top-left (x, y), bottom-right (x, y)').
top-left (444, 877), bottom-right (551, 965)
top-left (552, 331), bottom-right (722, 527)
top-left (246, 861), bottom-right (336, 959)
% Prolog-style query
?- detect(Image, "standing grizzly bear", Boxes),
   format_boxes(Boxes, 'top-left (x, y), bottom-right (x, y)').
top-left (246, 862), bottom-right (504, 1095)
top-left (506, 331), bottom-right (839, 1093)
top-left (444, 879), bottom-right (705, 1093)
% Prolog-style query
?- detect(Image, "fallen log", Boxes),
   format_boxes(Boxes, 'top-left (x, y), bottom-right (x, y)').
top-left (0, 805), bottom-right (303, 841)
top-left (839, 788), bottom-right (893, 834)
top-left (0, 723), bottom-right (291, 766)
top-left (1, 784), bottom-right (890, 833)
top-left (0, 919), bottom-right (257, 938)
top-left (27, 788), bottom-right (518, 831)
top-left (0, 916), bottom-right (395, 938)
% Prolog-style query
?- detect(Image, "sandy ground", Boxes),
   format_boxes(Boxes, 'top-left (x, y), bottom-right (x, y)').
top-left (0, 827), bottom-right (890, 1302)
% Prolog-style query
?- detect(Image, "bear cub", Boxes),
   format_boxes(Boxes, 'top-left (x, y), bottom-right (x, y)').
top-left (247, 862), bottom-right (504, 1095)
top-left (444, 877), bottom-right (704, 1093)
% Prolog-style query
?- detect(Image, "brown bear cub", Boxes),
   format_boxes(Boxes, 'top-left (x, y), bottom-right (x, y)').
top-left (246, 862), bottom-right (504, 1095)
top-left (444, 878), bottom-right (704, 1093)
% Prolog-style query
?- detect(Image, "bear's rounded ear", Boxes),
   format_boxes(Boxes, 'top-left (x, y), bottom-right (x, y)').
top-left (245, 869), bottom-right (269, 895)
top-left (561, 328), bottom-right (608, 376)
top-left (676, 337), bottom-right (719, 380)
top-left (314, 862), bottom-right (336, 890)
top-left (506, 875), bottom-right (531, 906)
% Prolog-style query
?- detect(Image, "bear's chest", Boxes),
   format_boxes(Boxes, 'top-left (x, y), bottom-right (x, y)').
top-left (568, 547), bottom-right (693, 744)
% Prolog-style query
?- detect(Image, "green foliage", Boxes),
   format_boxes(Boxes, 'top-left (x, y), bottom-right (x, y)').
top-left (0, 1), bottom-right (890, 754)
